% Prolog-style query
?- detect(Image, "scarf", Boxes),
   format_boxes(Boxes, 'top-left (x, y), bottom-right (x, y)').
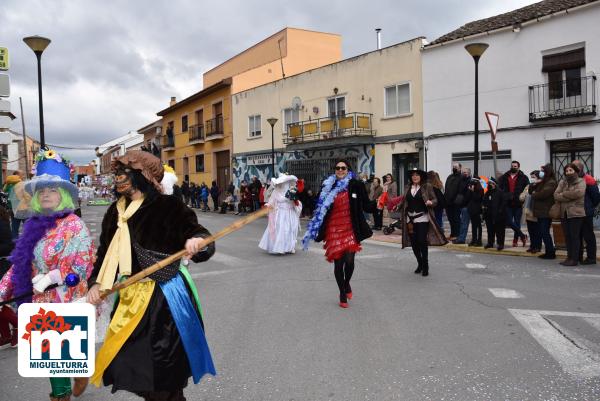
top-left (302, 172), bottom-right (354, 250)
top-left (96, 196), bottom-right (144, 291)
top-left (9, 210), bottom-right (72, 305)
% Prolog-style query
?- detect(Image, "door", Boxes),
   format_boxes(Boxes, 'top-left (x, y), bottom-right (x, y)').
top-left (183, 157), bottom-right (189, 180)
top-left (215, 150), bottom-right (230, 190)
top-left (392, 153), bottom-right (420, 193)
top-left (551, 138), bottom-right (593, 180)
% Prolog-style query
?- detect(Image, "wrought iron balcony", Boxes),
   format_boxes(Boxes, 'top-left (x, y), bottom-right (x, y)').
top-left (529, 76), bottom-right (597, 122)
top-left (161, 135), bottom-right (175, 150)
top-left (189, 124), bottom-right (204, 143)
top-left (205, 115), bottom-right (224, 139)
top-left (282, 112), bottom-right (375, 145)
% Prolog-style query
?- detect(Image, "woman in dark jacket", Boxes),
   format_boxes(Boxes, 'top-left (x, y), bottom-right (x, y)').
top-left (302, 159), bottom-right (373, 308)
top-left (467, 178), bottom-right (484, 246)
top-left (427, 171), bottom-right (446, 233)
top-left (210, 181), bottom-right (220, 212)
top-left (531, 163), bottom-right (558, 259)
top-left (397, 169), bottom-right (448, 277)
top-left (483, 178), bottom-right (507, 250)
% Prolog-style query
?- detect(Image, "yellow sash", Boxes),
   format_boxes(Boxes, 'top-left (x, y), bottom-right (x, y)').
top-left (96, 196), bottom-right (144, 291)
top-left (91, 280), bottom-right (155, 386)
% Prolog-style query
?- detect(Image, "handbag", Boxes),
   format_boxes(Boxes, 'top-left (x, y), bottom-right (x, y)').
top-left (548, 202), bottom-right (561, 220)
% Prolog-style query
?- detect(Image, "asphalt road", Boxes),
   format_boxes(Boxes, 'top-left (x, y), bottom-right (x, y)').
top-left (1, 205), bottom-right (599, 401)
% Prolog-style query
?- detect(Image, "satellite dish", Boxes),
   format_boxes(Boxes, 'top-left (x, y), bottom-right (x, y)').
top-left (292, 96), bottom-right (302, 110)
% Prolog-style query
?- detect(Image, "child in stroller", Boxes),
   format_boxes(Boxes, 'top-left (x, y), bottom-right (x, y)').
top-left (382, 195), bottom-right (405, 235)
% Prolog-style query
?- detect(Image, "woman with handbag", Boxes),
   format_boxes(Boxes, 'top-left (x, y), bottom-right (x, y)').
top-left (370, 177), bottom-right (384, 230)
top-left (531, 164), bottom-right (558, 259)
top-left (554, 163), bottom-right (586, 266)
top-left (302, 159), bottom-right (373, 308)
top-left (397, 168), bottom-right (447, 276)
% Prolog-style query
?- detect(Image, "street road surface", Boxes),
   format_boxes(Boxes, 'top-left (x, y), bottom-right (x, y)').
top-left (1, 205), bottom-right (599, 400)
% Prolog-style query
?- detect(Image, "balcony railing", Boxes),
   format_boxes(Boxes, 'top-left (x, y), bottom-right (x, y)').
top-left (189, 124), bottom-right (204, 143)
top-left (529, 76), bottom-right (597, 122)
top-left (205, 115), bottom-right (224, 139)
top-left (282, 112), bottom-right (375, 144)
top-left (161, 135), bottom-right (175, 150)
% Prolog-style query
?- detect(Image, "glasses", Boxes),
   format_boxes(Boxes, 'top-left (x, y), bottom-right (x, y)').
top-left (335, 166), bottom-right (347, 171)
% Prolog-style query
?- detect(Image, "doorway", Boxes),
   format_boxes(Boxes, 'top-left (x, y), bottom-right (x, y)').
top-left (215, 150), bottom-right (230, 190)
top-left (392, 153), bottom-right (420, 192)
top-left (551, 138), bottom-right (593, 180)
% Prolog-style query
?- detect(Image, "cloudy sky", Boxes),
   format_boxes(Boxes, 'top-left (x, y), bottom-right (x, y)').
top-left (2, 0), bottom-right (537, 164)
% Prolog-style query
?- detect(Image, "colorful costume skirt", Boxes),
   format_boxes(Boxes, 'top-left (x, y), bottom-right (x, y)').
top-left (324, 191), bottom-right (361, 262)
top-left (92, 266), bottom-right (215, 393)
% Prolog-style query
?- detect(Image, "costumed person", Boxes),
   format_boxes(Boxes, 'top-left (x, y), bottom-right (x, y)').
top-left (302, 159), bottom-right (373, 308)
top-left (258, 174), bottom-right (302, 254)
top-left (396, 168), bottom-right (447, 277)
top-left (86, 151), bottom-right (216, 401)
top-left (0, 150), bottom-right (95, 401)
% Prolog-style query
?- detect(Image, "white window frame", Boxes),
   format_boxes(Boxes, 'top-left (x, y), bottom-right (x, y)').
top-left (384, 82), bottom-right (412, 117)
top-left (327, 96), bottom-right (346, 118)
top-left (282, 108), bottom-right (300, 133)
top-left (248, 115), bottom-right (262, 138)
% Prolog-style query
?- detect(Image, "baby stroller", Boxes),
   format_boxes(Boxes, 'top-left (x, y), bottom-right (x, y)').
top-left (382, 195), bottom-right (404, 235)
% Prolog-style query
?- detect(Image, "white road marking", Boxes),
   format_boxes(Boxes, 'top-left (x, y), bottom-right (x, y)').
top-left (465, 263), bottom-right (486, 269)
top-left (211, 252), bottom-right (254, 267)
top-left (509, 309), bottom-right (600, 379)
top-left (488, 288), bottom-right (524, 298)
top-left (456, 254), bottom-right (472, 258)
top-left (550, 272), bottom-right (600, 279)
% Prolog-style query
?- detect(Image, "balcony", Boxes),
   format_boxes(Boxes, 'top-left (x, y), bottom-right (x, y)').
top-left (161, 135), bottom-right (175, 151)
top-left (205, 115), bottom-right (224, 140)
top-left (189, 124), bottom-right (205, 144)
top-left (282, 112), bottom-right (375, 145)
top-left (529, 76), bottom-right (597, 122)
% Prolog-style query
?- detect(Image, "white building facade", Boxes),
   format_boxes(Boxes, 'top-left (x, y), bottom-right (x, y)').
top-left (423, 0), bottom-right (600, 180)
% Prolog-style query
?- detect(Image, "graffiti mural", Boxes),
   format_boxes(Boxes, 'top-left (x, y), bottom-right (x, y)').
top-left (233, 144), bottom-right (375, 189)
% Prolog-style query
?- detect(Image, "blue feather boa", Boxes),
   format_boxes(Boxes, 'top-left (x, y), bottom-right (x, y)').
top-left (302, 172), bottom-right (354, 250)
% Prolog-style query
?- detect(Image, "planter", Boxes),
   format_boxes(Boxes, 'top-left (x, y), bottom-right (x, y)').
top-left (551, 221), bottom-right (566, 250)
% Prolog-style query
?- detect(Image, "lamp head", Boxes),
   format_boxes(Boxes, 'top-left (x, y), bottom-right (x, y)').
top-left (23, 35), bottom-right (51, 54)
top-left (267, 118), bottom-right (278, 127)
top-left (465, 43), bottom-right (489, 59)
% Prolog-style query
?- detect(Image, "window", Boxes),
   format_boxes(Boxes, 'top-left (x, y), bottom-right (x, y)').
top-left (543, 47), bottom-right (585, 100)
top-left (168, 159), bottom-right (175, 169)
top-left (181, 115), bottom-right (188, 132)
top-left (249, 115), bottom-right (261, 137)
top-left (384, 83), bottom-right (410, 116)
top-left (451, 150), bottom-right (512, 179)
top-left (327, 96), bottom-right (345, 118)
top-left (195, 154), bottom-right (204, 172)
top-left (283, 108), bottom-right (300, 132)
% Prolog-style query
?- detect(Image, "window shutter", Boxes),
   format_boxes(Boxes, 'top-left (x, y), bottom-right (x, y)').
top-left (542, 48), bottom-right (585, 72)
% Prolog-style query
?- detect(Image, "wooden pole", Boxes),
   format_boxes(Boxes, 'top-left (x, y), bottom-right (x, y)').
top-left (100, 206), bottom-right (269, 299)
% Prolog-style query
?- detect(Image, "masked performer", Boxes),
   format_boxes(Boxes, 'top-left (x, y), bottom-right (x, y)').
top-left (86, 151), bottom-right (216, 401)
top-left (0, 150), bottom-right (95, 401)
top-left (259, 174), bottom-right (302, 254)
top-left (302, 159), bottom-right (373, 308)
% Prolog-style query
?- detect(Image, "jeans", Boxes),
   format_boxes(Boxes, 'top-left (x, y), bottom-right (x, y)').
top-left (526, 220), bottom-right (541, 250)
top-left (10, 216), bottom-right (22, 240)
top-left (537, 217), bottom-right (555, 255)
top-left (446, 205), bottom-right (460, 237)
top-left (506, 207), bottom-right (524, 241)
top-left (253, 200), bottom-right (261, 212)
top-left (435, 209), bottom-right (444, 232)
top-left (562, 217), bottom-right (585, 262)
top-left (457, 207), bottom-right (470, 242)
top-left (580, 215), bottom-right (597, 261)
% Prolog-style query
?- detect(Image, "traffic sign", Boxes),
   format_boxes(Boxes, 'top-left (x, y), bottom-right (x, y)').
top-left (0, 47), bottom-right (8, 70)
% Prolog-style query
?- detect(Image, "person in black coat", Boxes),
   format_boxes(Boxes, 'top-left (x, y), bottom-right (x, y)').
top-left (467, 178), bottom-right (484, 246)
top-left (304, 159), bottom-right (373, 308)
top-left (498, 161), bottom-right (529, 247)
top-left (444, 162), bottom-right (462, 239)
top-left (483, 178), bottom-right (507, 250)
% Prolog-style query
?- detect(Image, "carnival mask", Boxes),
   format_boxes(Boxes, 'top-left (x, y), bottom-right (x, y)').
top-left (115, 168), bottom-right (135, 197)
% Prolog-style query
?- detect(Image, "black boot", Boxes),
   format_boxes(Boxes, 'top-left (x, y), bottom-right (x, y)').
top-left (422, 262), bottom-right (429, 277)
top-left (414, 264), bottom-right (423, 274)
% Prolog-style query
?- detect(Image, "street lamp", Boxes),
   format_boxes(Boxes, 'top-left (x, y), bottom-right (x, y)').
top-left (267, 117), bottom-right (278, 179)
top-left (465, 42), bottom-right (488, 177)
top-left (23, 35), bottom-right (51, 149)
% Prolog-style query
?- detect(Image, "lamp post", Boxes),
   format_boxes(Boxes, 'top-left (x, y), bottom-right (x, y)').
top-left (464, 42), bottom-right (488, 177)
top-left (267, 118), bottom-right (278, 179)
top-left (23, 35), bottom-right (51, 149)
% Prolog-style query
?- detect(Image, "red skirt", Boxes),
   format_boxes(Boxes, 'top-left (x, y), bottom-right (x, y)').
top-left (324, 191), bottom-right (361, 262)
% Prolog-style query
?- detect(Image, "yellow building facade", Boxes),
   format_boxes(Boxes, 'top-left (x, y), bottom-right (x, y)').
top-left (157, 28), bottom-right (342, 189)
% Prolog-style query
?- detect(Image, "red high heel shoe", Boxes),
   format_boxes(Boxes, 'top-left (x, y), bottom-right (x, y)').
top-left (346, 292), bottom-right (353, 300)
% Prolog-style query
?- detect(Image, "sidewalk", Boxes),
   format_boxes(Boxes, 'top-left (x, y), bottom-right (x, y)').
top-left (368, 216), bottom-right (600, 261)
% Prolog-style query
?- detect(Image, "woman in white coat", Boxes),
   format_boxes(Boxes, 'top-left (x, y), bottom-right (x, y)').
top-left (259, 174), bottom-right (302, 254)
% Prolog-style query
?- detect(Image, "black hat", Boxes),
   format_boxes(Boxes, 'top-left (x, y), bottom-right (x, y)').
top-left (409, 168), bottom-right (427, 182)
